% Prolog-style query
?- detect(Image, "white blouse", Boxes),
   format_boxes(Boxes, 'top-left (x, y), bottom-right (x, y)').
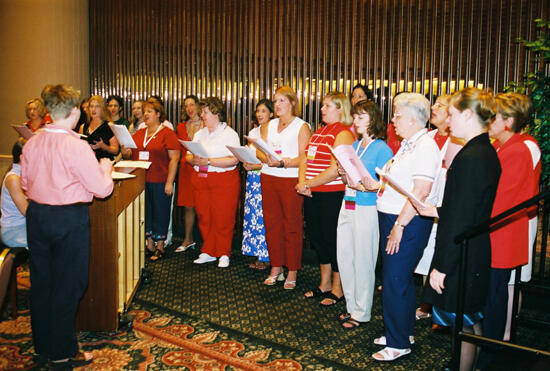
top-left (192, 123), bottom-right (240, 173)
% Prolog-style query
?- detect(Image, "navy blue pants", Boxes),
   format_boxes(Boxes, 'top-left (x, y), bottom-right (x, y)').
top-left (378, 211), bottom-right (433, 349)
top-left (476, 267), bottom-right (512, 369)
top-left (145, 182), bottom-right (171, 241)
top-left (26, 201), bottom-right (90, 360)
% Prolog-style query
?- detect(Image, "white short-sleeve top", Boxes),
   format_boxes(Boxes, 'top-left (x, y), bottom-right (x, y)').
top-left (193, 123), bottom-right (240, 173)
top-left (377, 128), bottom-right (442, 215)
top-left (247, 126), bottom-right (265, 172)
top-left (261, 117), bottom-right (307, 178)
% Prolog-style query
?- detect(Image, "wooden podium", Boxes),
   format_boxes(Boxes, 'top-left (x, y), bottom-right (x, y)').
top-left (76, 168), bottom-right (146, 332)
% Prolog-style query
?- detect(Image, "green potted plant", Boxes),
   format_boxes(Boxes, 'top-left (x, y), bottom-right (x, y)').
top-left (506, 18), bottom-right (550, 189)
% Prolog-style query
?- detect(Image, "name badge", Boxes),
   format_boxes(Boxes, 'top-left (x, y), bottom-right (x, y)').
top-left (307, 145), bottom-right (317, 163)
top-left (139, 151), bottom-right (150, 161)
top-left (344, 186), bottom-right (356, 210)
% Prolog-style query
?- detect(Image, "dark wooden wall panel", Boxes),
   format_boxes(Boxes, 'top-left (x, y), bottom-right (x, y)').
top-left (90, 0), bottom-right (549, 136)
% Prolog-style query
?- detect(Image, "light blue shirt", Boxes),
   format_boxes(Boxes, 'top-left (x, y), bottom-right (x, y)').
top-left (352, 139), bottom-right (393, 206)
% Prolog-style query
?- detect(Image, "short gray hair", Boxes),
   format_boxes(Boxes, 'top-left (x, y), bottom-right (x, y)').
top-left (393, 93), bottom-right (430, 127)
top-left (41, 84), bottom-right (80, 120)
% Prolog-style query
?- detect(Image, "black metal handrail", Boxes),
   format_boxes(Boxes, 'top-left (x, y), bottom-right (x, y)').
top-left (449, 189), bottom-right (550, 370)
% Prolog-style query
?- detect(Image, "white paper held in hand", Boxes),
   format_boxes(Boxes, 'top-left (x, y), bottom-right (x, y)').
top-left (112, 125), bottom-right (137, 149)
top-left (226, 145), bottom-right (261, 164)
top-left (245, 136), bottom-right (281, 160)
top-left (179, 140), bottom-right (210, 158)
top-left (374, 167), bottom-right (426, 209)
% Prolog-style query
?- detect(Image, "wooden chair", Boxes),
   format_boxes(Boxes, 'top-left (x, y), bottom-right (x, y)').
top-left (0, 245), bottom-right (28, 320)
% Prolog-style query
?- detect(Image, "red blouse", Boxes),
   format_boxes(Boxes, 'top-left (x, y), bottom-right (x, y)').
top-left (131, 127), bottom-right (181, 183)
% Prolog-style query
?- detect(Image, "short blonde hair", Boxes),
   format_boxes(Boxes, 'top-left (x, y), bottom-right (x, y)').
top-left (275, 86), bottom-right (301, 117)
top-left (25, 98), bottom-right (46, 119)
top-left (495, 92), bottom-right (532, 133)
top-left (88, 95), bottom-right (107, 121)
top-left (450, 88), bottom-right (496, 128)
top-left (324, 91), bottom-right (353, 126)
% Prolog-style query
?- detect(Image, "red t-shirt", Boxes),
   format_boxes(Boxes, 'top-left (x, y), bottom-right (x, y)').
top-left (132, 127), bottom-right (181, 183)
top-left (490, 133), bottom-right (532, 268)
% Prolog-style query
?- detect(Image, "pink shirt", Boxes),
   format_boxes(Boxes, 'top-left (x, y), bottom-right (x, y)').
top-left (21, 124), bottom-right (114, 205)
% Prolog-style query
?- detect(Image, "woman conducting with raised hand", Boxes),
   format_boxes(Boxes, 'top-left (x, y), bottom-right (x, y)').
top-left (336, 100), bottom-right (393, 328)
top-left (417, 88), bottom-right (501, 371)
top-left (368, 92), bottom-right (441, 361)
top-left (120, 98), bottom-right (181, 261)
top-left (296, 91), bottom-right (355, 305)
top-left (188, 97), bottom-right (240, 268)
top-left (81, 95), bottom-right (119, 160)
top-left (241, 99), bottom-right (274, 270)
top-left (476, 92), bottom-right (539, 370)
top-left (260, 86), bottom-right (311, 288)
top-left (175, 95), bottom-right (202, 253)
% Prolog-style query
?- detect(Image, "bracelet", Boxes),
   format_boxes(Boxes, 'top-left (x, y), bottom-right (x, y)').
top-left (394, 220), bottom-right (406, 228)
top-left (207, 159), bottom-right (211, 166)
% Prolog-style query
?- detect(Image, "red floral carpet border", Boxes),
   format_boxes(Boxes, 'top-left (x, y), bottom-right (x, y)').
top-left (0, 307), bottom-right (304, 370)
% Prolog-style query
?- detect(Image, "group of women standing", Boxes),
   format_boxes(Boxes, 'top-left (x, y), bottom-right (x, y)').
top-left (19, 84), bottom-right (538, 369)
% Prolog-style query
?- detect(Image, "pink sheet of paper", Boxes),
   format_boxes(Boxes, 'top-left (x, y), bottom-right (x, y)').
top-left (330, 145), bottom-right (375, 185)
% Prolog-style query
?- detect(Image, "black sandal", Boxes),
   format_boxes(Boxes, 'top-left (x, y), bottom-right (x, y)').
top-left (149, 249), bottom-right (164, 261)
top-left (304, 287), bottom-right (330, 299)
top-left (320, 293), bottom-right (344, 307)
top-left (339, 312), bottom-right (351, 321)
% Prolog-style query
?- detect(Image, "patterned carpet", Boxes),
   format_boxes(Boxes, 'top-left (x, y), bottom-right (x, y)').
top-left (2, 242), bottom-right (550, 370)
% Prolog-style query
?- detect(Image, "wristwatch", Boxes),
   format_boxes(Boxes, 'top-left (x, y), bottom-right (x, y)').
top-left (207, 159), bottom-right (211, 166)
top-left (278, 160), bottom-right (285, 168)
top-left (394, 220), bottom-right (406, 228)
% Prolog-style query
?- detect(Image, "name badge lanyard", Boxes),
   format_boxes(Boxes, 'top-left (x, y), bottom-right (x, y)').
top-left (344, 140), bottom-right (373, 210)
top-left (139, 125), bottom-right (163, 161)
top-left (377, 131), bottom-right (426, 197)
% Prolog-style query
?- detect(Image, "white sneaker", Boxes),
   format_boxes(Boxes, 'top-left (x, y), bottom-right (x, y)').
top-left (218, 255), bottom-right (230, 268)
top-left (193, 253), bottom-right (216, 264)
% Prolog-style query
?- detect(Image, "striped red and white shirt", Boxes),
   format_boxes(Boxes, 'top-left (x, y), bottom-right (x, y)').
top-left (305, 122), bottom-right (352, 192)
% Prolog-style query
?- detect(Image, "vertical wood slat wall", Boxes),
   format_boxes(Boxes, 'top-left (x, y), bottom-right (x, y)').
top-left (89, 0), bottom-right (548, 136)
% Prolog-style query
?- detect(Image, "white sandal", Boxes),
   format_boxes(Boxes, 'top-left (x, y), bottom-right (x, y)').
top-left (373, 335), bottom-right (415, 346)
top-left (263, 272), bottom-right (285, 286)
top-left (372, 347), bottom-right (411, 361)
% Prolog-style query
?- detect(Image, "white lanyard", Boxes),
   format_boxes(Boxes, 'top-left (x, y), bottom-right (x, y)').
top-left (143, 125), bottom-right (163, 149)
top-left (355, 139), bottom-right (374, 160)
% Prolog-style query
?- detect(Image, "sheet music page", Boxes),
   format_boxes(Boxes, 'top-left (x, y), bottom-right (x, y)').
top-left (226, 145), bottom-right (261, 164)
top-left (179, 140), bottom-right (210, 158)
top-left (115, 160), bottom-right (152, 169)
top-left (11, 124), bottom-right (34, 140)
top-left (245, 136), bottom-right (281, 160)
top-left (375, 167), bottom-right (425, 208)
top-left (112, 124), bottom-right (137, 149)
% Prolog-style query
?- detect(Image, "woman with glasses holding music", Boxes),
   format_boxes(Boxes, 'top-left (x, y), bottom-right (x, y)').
top-left (365, 93), bottom-right (441, 362)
